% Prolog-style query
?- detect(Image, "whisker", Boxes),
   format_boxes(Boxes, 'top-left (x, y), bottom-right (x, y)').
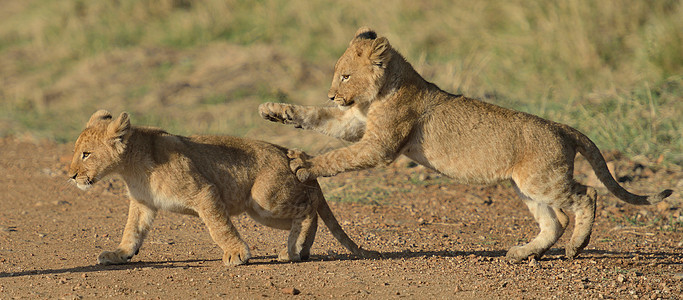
top-left (62, 179), bottom-right (76, 191)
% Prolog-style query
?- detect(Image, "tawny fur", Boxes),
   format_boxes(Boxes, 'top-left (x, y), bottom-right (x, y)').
top-left (258, 27), bottom-right (673, 262)
top-left (68, 110), bottom-right (379, 267)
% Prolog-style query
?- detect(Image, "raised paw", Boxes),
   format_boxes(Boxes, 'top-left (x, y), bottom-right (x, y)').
top-left (258, 103), bottom-right (301, 127)
top-left (288, 149), bottom-right (313, 182)
top-left (223, 245), bottom-right (251, 266)
top-left (98, 250), bottom-right (132, 265)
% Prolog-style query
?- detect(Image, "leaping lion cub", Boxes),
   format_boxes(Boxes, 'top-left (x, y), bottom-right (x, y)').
top-left (259, 27), bottom-right (673, 262)
top-left (68, 110), bottom-right (379, 266)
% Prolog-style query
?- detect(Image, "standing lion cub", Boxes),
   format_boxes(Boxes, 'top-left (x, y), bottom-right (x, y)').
top-left (259, 27), bottom-right (673, 262)
top-left (68, 110), bottom-right (378, 266)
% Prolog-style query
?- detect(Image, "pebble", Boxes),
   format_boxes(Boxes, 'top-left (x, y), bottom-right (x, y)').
top-left (281, 287), bottom-right (300, 295)
top-left (1, 227), bottom-right (17, 232)
top-left (655, 201), bottom-right (671, 212)
top-left (528, 258), bottom-right (540, 268)
top-left (617, 274), bottom-right (626, 283)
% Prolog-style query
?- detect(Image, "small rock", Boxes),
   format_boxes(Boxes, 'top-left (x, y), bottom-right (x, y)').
top-left (673, 273), bottom-right (683, 280)
top-left (617, 274), bottom-right (626, 283)
top-left (281, 287), bottom-right (300, 295)
top-left (1, 227), bottom-right (17, 232)
top-left (528, 258), bottom-right (540, 268)
top-left (656, 201), bottom-right (672, 213)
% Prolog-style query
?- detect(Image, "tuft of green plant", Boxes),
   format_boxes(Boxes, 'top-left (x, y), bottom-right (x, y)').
top-left (319, 175), bottom-right (413, 205)
top-left (326, 186), bottom-right (390, 206)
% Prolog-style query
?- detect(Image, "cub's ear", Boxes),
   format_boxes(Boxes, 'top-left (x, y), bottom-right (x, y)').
top-left (107, 112), bottom-right (131, 148)
top-left (355, 27), bottom-right (377, 39)
top-left (369, 37), bottom-right (391, 67)
top-left (350, 27), bottom-right (377, 45)
top-left (86, 109), bottom-right (113, 127)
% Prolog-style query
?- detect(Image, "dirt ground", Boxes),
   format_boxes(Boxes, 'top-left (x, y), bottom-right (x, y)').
top-left (0, 137), bottom-right (681, 299)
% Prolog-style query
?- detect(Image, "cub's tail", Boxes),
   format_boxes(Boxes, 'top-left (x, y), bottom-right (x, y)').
top-left (564, 126), bottom-right (672, 205)
top-left (307, 180), bottom-right (381, 259)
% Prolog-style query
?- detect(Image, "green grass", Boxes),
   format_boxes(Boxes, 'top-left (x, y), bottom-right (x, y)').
top-left (321, 177), bottom-right (400, 205)
top-left (326, 186), bottom-right (393, 206)
top-left (0, 0), bottom-right (681, 165)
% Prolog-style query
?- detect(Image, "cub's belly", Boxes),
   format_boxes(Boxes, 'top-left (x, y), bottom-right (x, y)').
top-left (401, 145), bottom-right (510, 185)
top-left (128, 185), bottom-right (198, 216)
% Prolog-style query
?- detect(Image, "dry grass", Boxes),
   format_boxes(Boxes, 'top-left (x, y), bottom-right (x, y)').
top-left (0, 0), bottom-right (681, 165)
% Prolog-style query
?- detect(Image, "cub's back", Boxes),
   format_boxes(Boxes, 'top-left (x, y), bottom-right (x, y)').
top-left (183, 134), bottom-right (294, 181)
top-left (183, 134), bottom-right (305, 211)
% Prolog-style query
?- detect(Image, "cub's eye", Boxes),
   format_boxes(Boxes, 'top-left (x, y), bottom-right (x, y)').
top-left (81, 152), bottom-right (91, 159)
top-left (341, 74), bottom-right (350, 81)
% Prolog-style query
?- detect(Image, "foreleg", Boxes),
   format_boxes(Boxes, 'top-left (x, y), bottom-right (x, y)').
top-left (98, 199), bottom-right (157, 265)
top-left (196, 187), bottom-right (251, 266)
top-left (259, 102), bottom-right (366, 142)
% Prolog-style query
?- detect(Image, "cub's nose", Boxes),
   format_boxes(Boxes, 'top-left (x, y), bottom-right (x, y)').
top-left (328, 95), bottom-right (335, 101)
top-left (69, 173), bottom-right (77, 180)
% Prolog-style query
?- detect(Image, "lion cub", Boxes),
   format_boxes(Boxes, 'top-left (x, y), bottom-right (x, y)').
top-left (259, 27), bottom-right (673, 262)
top-left (68, 110), bottom-right (378, 266)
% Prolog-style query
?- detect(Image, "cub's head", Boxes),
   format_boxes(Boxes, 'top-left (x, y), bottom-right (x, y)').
top-left (328, 27), bottom-right (393, 108)
top-left (68, 110), bottom-right (131, 191)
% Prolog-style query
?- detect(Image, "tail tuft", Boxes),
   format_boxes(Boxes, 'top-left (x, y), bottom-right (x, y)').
top-left (648, 189), bottom-right (673, 204)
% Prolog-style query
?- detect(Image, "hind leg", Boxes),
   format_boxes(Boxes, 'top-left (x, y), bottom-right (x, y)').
top-left (506, 197), bottom-right (566, 262)
top-left (554, 207), bottom-right (569, 231)
top-left (565, 184), bottom-right (597, 259)
top-left (278, 211), bottom-right (318, 262)
top-left (297, 212), bottom-right (318, 261)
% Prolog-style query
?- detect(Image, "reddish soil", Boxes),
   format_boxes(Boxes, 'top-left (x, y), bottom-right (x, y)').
top-left (1, 137), bottom-right (681, 299)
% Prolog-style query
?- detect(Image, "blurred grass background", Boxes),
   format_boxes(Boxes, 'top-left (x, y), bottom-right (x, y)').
top-left (0, 0), bottom-right (681, 166)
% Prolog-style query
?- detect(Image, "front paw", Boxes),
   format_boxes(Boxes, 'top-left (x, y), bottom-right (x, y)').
top-left (223, 244), bottom-right (251, 266)
top-left (505, 245), bottom-right (540, 263)
top-left (98, 250), bottom-right (132, 265)
top-left (288, 149), bottom-right (314, 182)
top-left (258, 103), bottom-right (301, 127)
